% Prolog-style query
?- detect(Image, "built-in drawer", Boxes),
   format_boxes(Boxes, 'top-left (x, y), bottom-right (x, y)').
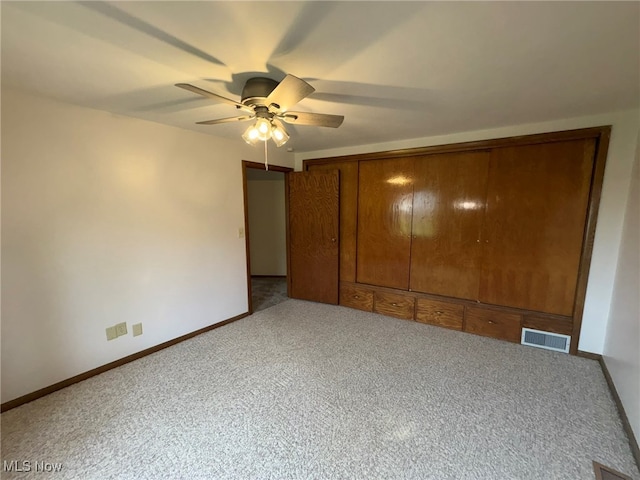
top-left (374, 291), bottom-right (415, 320)
top-left (464, 306), bottom-right (522, 343)
top-left (522, 315), bottom-right (573, 336)
top-left (339, 283), bottom-right (374, 312)
top-left (415, 298), bottom-right (464, 330)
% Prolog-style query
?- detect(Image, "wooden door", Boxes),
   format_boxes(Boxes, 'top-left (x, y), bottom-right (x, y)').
top-left (410, 151), bottom-right (490, 299)
top-left (288, 171), bottom-right (340, 304)
top-left (479, 139), bottom-right (595, 315)
top-left (307, 161), bottom-right (359, 282)
top-left (357, 157), bottom-right (414, 290)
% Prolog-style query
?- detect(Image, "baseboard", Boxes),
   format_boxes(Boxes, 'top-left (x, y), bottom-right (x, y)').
top-left (1, 312), bottom-right (249, 413)
top-left (598, 357), bottom-right (640, 471)
top-left (577, 350), bottom-right (602, 361)
top-left (251, 275), bottom-right (287, 278)
top-left (574, 350), bottom-right (638, 470)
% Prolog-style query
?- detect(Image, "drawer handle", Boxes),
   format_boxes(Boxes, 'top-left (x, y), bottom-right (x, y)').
top-left (435, 310), bottom-right (444, 315)
top-left (488, 320), bottom-right (495, 325)
top-left (354, 295), bottom-right (360, 299)
top-left (392, 303), bottom-right (398, 306)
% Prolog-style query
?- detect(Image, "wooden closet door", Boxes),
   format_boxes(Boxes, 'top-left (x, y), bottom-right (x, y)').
top-left (479, 139), bottom-right (595, 316)
top-left (357, 157), bottom-right (414, 290)
top-left (288, 171), bottom-right (340, 304)
top-left (307, 161), bottom-right (358, 282)
top-left (410, 151), bottom-right (490, 299)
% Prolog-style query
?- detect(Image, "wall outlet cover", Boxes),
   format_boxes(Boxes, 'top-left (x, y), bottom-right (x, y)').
top-left (106, 326), bottom-right (118, 341)
top-left (132, 323), bottom-right (143, 337)
top-left (115, 322), bottom-right (128, 337)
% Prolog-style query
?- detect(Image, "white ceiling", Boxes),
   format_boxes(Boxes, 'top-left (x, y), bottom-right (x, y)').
top-left (2, 1), bottom-right (638, 153)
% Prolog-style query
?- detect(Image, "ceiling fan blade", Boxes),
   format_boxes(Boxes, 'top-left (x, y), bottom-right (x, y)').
top-left (175, 83), bottom-right (253, 112)
top-left (195, 115), bottom-right (255, 125)
top-left (267, 75), bottom-right (315, 111)
top-left (281, 111), bottom-right (344, 128)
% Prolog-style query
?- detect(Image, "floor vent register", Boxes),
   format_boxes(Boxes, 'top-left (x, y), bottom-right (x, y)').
top-left (521, 328), bottom-right (570, 353)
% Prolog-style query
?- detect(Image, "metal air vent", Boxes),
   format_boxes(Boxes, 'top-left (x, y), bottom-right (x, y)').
top-left (521, 328), bottom-right (570, 353)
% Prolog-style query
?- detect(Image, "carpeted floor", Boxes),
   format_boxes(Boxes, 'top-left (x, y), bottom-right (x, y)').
top-left (251, 276), bottom-right (288, 312)
top-left (2, 300), bottom-right (638, 480)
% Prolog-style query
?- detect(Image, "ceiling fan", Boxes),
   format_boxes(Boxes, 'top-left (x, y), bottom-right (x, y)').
top-left (176, 74), bottom-right (344, 147)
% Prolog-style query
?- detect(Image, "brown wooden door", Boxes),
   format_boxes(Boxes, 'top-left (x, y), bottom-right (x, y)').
top-left (479, 139), bottom-right (595, 315)
top-left (356, 157), bottom-right (414, 289)
top-left (409, 151), bottom-right (490, 299)
top-left (307, 161), bottom-right (359, 282)
top-left (288, 171), bottom-right (340, 304)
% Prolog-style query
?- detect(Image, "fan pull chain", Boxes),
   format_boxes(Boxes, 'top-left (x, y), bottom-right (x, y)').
top-left (264, 140), bottom-right (269, 171)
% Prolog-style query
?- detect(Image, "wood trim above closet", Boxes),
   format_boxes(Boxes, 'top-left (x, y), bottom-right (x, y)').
top-left (303, 126), bottom-right (610, 166)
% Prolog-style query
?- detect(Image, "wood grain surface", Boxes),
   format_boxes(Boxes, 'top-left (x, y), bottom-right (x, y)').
top-left (479, 139), bottom-right (594, 316)
top-left (339, 283), bottom-right (374, 312)
top-left (308, 161), bottom-right (359, 282)
top-left (289, 171), bottom-right (339, 304)
top-left (409, 150), bottom-right (490, 299)
top-left (464, 306), bottom-right (522, 343)
top-left (415, 298), bottom-right (464, 330)
top-left (357, 157), bottom-right (414, 289)
top-left (373, 291), bottom-right (415, 320)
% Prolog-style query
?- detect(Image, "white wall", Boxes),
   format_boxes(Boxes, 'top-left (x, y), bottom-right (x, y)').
top-left (1, 89), bottom-right (293, 403)
top-left (297, 110), bottom-right (640, 354)
top-left (247, 176), bottom-right (287, 276)
top-left (603, 134), bottom-right (640, 442)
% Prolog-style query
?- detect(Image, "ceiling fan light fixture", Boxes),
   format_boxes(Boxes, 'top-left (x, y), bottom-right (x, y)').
top-left (242, 124), bottom-right (260, 145)
top-left (271, 122), bottom-right (290, 147)
top-left (255, 118), bottom-right (272, 141)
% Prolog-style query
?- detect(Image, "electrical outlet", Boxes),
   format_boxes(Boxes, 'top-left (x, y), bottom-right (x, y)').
top-left (115, 322), bottom-right (128, 337)
top-left (132, 323), bottom-right (143, 337)
top-left (106, 326), bottom-right (118, 341)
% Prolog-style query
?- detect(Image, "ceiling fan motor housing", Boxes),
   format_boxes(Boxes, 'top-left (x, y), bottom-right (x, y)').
top-left (241, 77), bottom-right (279, 107)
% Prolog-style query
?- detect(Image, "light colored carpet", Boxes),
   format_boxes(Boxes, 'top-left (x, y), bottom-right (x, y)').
top-left (2, 300), bottom-right (638, 480)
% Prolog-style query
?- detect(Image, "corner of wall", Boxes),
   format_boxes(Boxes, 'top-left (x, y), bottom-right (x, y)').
top-left (601, 127), bottom-right (640, 442)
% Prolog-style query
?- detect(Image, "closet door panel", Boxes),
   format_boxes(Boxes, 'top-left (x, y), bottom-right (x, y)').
top-left (409, 151), bottom-right (490, 299)
top-left (357, 158), bottom-right (414, 290)
top-left (479, 139), bottom-right (595, 316)
top-left (308, 161), bottom-right (359, 282)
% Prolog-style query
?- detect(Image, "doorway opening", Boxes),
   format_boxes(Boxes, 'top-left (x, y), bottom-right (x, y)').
top-left (242, 161), bottom-right (293, 314)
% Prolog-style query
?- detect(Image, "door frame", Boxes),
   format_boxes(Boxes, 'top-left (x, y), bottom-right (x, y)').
top-left (242, 160), bottom-right (294, 314)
